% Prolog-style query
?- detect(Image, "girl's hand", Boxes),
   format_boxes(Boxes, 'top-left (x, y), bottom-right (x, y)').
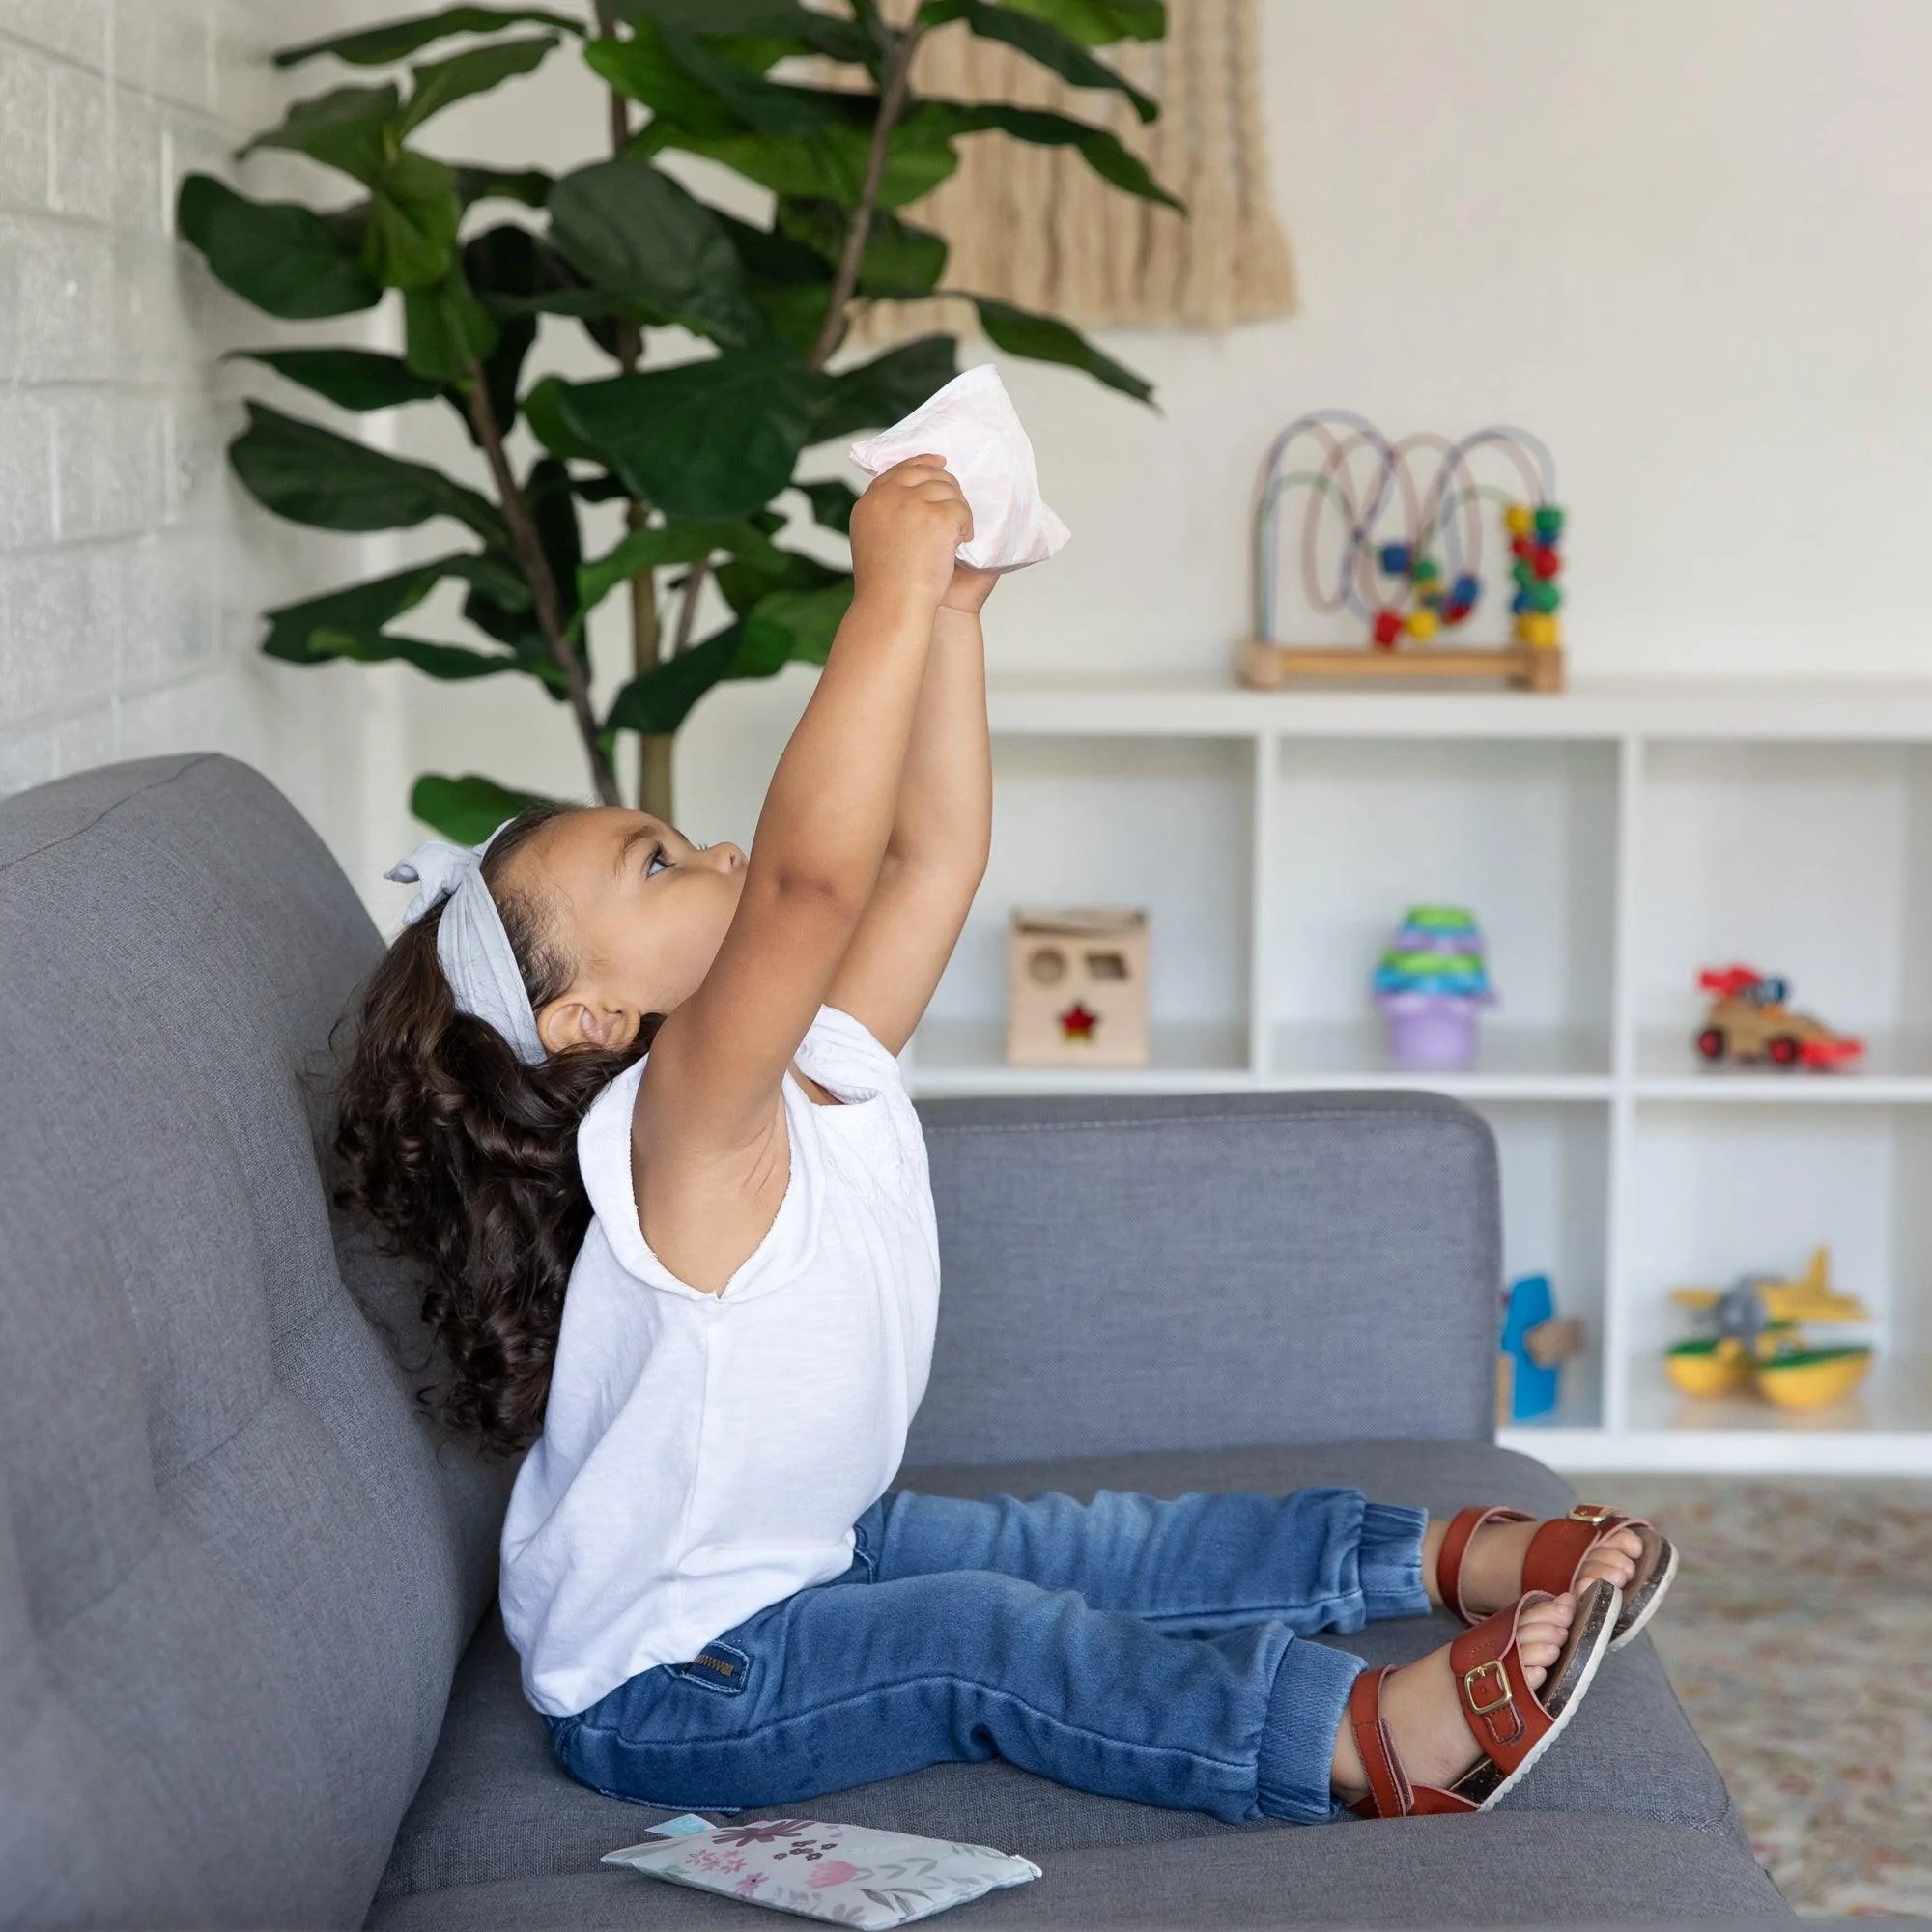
top-left (849, 455), bottom-right (974, 614)
top-left (941, 561), bottom-right (999, 615)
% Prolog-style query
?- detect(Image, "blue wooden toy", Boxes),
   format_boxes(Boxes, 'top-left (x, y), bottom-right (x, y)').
top-left (1498, 1274), bottom-right (1583, 1423)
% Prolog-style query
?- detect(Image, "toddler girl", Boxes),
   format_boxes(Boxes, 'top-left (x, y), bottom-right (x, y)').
top-left (336, 455), bottom-right (1673, 1825)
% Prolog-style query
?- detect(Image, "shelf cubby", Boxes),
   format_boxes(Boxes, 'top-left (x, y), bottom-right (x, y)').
top-left (1266, 737), bottom-right (1618, 1079)
top-left (1487, 1100), bottom-right (1610, 1435)
top-left (1632, 739), bottom-right (1932, 1073)
top-left (923, 734), bottom-right (1256, 1076)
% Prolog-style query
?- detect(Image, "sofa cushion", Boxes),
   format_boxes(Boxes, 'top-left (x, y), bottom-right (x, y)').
top-left (0, 756), bottom-right (511, 1931)
top-left (370, 1440), bottom-right (1770, 1926)
top-left (367, 1814), bottom-right (1790, 1929)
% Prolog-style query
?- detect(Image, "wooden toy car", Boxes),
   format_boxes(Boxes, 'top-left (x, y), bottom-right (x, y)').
top-left (1693, 965), bottom-right (1863, 1069)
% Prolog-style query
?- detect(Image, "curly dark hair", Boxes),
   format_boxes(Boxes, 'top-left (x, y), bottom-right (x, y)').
top-left (331, 804), bottom-right (660, 1460)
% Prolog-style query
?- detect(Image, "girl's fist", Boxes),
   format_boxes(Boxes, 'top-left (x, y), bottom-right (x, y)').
top-left (849, 455), bottom-right (974, 612)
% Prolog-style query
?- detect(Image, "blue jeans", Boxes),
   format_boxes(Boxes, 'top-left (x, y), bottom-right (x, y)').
top-left (543, 1485), bottom-right (1428, 1827)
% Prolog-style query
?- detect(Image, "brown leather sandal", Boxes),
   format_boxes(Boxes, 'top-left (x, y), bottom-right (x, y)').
top-left (1437, 1502), bottom-right (1677, 1652)
top-left (1346, 1579), bottom-right (1621, 1818)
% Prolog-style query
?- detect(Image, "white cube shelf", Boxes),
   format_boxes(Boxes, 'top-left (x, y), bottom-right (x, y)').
top-left (904, 675), bottom-right (1932, 1473)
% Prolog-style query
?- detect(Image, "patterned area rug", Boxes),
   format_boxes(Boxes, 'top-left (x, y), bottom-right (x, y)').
top-left (1586, 1477), bottom-right (1932, 1919)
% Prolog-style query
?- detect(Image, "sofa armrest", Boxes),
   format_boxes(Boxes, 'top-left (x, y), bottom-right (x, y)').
top-left (908, 1090), bottom-right (1500, 1465)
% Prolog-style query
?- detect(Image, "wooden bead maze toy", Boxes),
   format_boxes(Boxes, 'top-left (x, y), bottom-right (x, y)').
top-left (1240, 411), bottom-right (1567, 692)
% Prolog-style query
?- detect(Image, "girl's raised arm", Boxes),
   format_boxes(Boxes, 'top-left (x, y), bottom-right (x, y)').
top-left (824, 567), bottom-right (995, 1055)
top-left (638, 457), bottom-right (970, 1162)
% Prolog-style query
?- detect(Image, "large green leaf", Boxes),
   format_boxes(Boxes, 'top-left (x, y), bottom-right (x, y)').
top-left (177, 177), bottom-right (380, 319)
top-left (362, 151), bottom-right (463, 288)
top-left (265, 553), bottom-right (525, 651)
top-left (777, 199), bottom-right (948, 298)
top-left (587, 29), bottom-right (743, 139)
top-left (522, 376), bottom-right (610, 463)
top-left (548, 159), bottom-right (761, 347)
top-left (602, 0), bottom-right (873, 64)
top-left (796, 477), bottom-right (857, 535)
top-left (453, 162), bottom-right (554, 206)
top-left (281, 628), bottom-right (523, 681)
top-left (742, 581), bottom-right (854, 665)
top-left (704, 32), bottom-right (815, 76)
top-left (915, 99), bottom-right (1180, 209)
top-left (605, 568), bottom-right (853, 736)
top-left (720, 209), bottom-right (837, 287)
top-left (648, 117), bottom-right (960, 209)
top-left (230, 402), bottom-right (506, 542)
top-left (918, 0), bottom-right (1156, 121)
top-left (968, 295), bottom-right (1152, 403)
top-left (711, 209), bottom-right (838, 350)
top-left (555, 350), bottom-right (829, 519)
top-left (403, 264), bottom-right (501, 383)
top-left (264, 554), bottom-right (533, 684)
top-left (749, 282), bottom-right (835, 355)
top-left (606, 619), bottom-right (788, 736)
top-left (412, 772), bottom-right (559, 842)
top-left (461, 224), bottom-right (561, 430)
top-left (1003, 0), bottom-right (1165, 44)
top-left (227, 347), bottom-right (441, 411)
top-left (454, 526), bottom-right (568, 691)
top-left (811, 335), bottom-right (958, 442)
top-left (714, 540), bottom-right (846, 616)
top-left (528, 456), bottom-right (584, 635)
top-left (401, 34), bottom-right (558, 132)
top-left (276, 7), bottom-right (582, 68)
top-left (652, 27), bottom-right (847, 137)
top-left (242, 83), bottom-right (399, 184)
top-left (851, 210), bottom-right (950, 298)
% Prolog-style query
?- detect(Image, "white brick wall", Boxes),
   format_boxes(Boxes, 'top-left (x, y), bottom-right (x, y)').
top-left (0, 0), bottom-right (378, 882)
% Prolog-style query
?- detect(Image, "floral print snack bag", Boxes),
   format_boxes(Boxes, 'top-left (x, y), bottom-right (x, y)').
top-left (601, 1815), bottom-right (1043, 1926)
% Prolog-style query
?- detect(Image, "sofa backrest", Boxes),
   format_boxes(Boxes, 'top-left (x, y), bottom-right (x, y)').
top-left (0, 755), bottom-right (509, 1930)
top-left (909, 1089), bottom-right (1501, 1465)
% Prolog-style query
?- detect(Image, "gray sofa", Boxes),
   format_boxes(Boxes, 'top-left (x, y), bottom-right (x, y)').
top-left (0, 754), bottom-right (1789, 1929)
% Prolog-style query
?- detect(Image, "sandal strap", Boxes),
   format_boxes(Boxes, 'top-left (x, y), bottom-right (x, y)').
top-left (1522, 1504), bottom-right (1658, 1601)
top-left (1437, 1505), bottom-right (1533, 1623)
top-left (1447, 1593), bottom-right (1559, 1775)
top-left (1347, 1666), bottom-right (1413, 1819)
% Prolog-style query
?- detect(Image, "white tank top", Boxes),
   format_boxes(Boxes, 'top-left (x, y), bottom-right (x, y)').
top-left (498, 1005), bottom-right (940, 1718)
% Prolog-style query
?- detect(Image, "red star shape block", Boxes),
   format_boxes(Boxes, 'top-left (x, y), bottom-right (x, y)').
top-left (1059, 1001), bottom-right (1099, 1042)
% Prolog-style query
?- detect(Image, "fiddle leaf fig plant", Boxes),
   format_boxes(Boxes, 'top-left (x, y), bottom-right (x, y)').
top-left (182, 0), bottom-right (1174, 834)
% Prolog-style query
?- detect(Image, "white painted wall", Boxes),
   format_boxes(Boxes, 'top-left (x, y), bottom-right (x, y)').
top-left (0, 0), bottom-right (378, 882)
top-left (349, 0), bottom-right (1932, 906)
top-left (12, 1), bottom-right (1929, 914)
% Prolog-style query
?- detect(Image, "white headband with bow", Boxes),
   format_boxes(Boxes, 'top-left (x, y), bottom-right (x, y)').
top-left (384, 826), bottom-right (546, 1065)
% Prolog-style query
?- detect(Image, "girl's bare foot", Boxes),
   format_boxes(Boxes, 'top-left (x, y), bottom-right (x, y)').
top-left (1422, 1515), bottom-right (1642, 1618)
top-left (1330, 1592), bottom-right (1577, 1801)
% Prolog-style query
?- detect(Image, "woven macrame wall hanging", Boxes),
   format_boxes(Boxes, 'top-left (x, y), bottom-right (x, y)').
top-left (851, 0), bottom-right (1296, 344)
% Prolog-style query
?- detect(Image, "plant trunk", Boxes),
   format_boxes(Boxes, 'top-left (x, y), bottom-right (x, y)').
top-left (637, 733), bottom-right (674, 821)
top-left (466, 373), bottom-right (620, 807)
top-left (596, 5), bottom-right (673, 821)
top-left (623, 497), bottom-right (672, 817)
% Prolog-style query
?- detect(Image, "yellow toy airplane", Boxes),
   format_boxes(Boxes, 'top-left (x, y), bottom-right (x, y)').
top-left (1670, 1246), bottom-right (1869, 1326)
top-left (1667, 1248), bottom-right (1873, 1410)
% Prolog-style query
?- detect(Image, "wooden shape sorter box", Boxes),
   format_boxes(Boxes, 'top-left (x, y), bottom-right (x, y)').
top-left (1007, 909), bottom-right (1151, 1068)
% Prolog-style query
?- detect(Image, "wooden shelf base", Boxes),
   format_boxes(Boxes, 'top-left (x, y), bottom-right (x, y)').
top-left (1239, 638), bottom-right (1566, 694)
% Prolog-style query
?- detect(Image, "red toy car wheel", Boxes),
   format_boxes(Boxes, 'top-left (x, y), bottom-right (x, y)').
top-left (1695, 1027), bottom-right (1726, 1061)
top-left (1767, 1035), bottom-right (1802, 1066)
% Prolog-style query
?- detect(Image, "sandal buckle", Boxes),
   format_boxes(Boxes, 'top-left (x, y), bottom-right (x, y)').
top-left (1569, 1503), bottom-right (1615, 1524)
top-left (1463, 1660), bottom-right (1514, 1718)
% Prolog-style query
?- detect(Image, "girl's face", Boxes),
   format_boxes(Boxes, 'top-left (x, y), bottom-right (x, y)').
top-left (504, 807), bottom-right (746, 1056)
